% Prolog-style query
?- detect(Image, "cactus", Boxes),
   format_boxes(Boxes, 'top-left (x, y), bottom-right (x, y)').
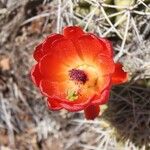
top-left (114, 0), bottom-right (135, 10)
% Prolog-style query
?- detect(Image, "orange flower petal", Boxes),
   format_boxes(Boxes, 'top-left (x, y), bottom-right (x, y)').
top-left (39, 80), bottom-right (67, 98)
top-left (95, 55), bottom-right (115, 75)
top-left (47, 98), bottom-right (62, 110)
top-left (59, 94), bottom-right (95, 111)
top-left (39, 39), bottom-right (82, 81)
top-left (42, 34), bottom-right (64, 54)
top-left (91, 89), bottom-right (110, 105)
top-left (98, 38), bottom-right (113, 57)
top-left (46, 96), bottom-right (92, 112)
top-left (40, 69), bottom-right (111, 111)
top-left (59, 102), bottom-right (89, 112)
top-left (40, 80), bottom-right (95, 111)
top-left (84, 105), bottom-right (100, 120)
top-left (50, 39), bottom-right (81, 65)
top-left (33, 43), bottom-right (43, 62)
top-left (30, 64), bottom-right (43, 86)
top-left (87, 75), bottom-right (111, 105)
top-left (39, 54), bottom-right (67, 81)
top-left (76, 34), bottom-right (113, 61)
top-left (112, 63), bottom-right (128, 85)
top-left (58, 76), bottom-right (111, 111)
top-left (96, 74), bottom-right (111, 92)
top-left (63, 26), bottom-right (84, 40)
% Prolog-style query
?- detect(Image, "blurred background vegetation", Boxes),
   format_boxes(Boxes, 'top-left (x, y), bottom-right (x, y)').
top-left (0, 0), bottom-right (150, 150)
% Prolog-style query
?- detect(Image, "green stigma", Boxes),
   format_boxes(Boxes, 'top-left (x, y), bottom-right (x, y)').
top-left (67, 89), bottom-right (78, 101)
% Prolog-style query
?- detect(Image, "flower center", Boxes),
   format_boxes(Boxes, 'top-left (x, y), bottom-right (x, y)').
top-left (67, 65), bottom-right (99, 101)
top-left (69, 68), bottom-right (88, 84)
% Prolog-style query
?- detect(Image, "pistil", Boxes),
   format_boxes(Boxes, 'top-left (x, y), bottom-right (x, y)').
top-left (69, 68), bottom-right (88, 84)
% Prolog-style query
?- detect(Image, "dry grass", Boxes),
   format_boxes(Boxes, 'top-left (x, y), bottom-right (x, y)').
top-left (0, 0), bottom-right (150, 149)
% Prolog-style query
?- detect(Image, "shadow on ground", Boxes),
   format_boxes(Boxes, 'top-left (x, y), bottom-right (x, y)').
top-left (103, 81), bottom-right (150, 149)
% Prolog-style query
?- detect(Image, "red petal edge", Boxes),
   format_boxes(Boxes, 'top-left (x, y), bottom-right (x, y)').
top-left (85, 33), bottom-right (113, 57)
top-left (84, 105), bottom-right (100, 120)
top-left (39, 80), bottom-right (94, 112)
top-left (91, 89), bottom-right (111, 105)
top-left (98, 38), bottom-right (114, 57)
top-left (42, 34), bottom-right (64, 54)
top-left (46, 95), bottom-right (95, 112)
top-left (30, 64), bottom-right (42, 87)
top-left (63, 26), bottom-right (84, 40)
top-left (33, 43), bottom-right (43, 62)
top-left (112, 63), bottom-right (128, 85)
top-left (47, 98), bottom-right (62, 111)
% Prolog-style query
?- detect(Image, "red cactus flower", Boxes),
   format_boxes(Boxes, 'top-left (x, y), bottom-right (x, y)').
top-left (31, 26), bottom-right (128, 120)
